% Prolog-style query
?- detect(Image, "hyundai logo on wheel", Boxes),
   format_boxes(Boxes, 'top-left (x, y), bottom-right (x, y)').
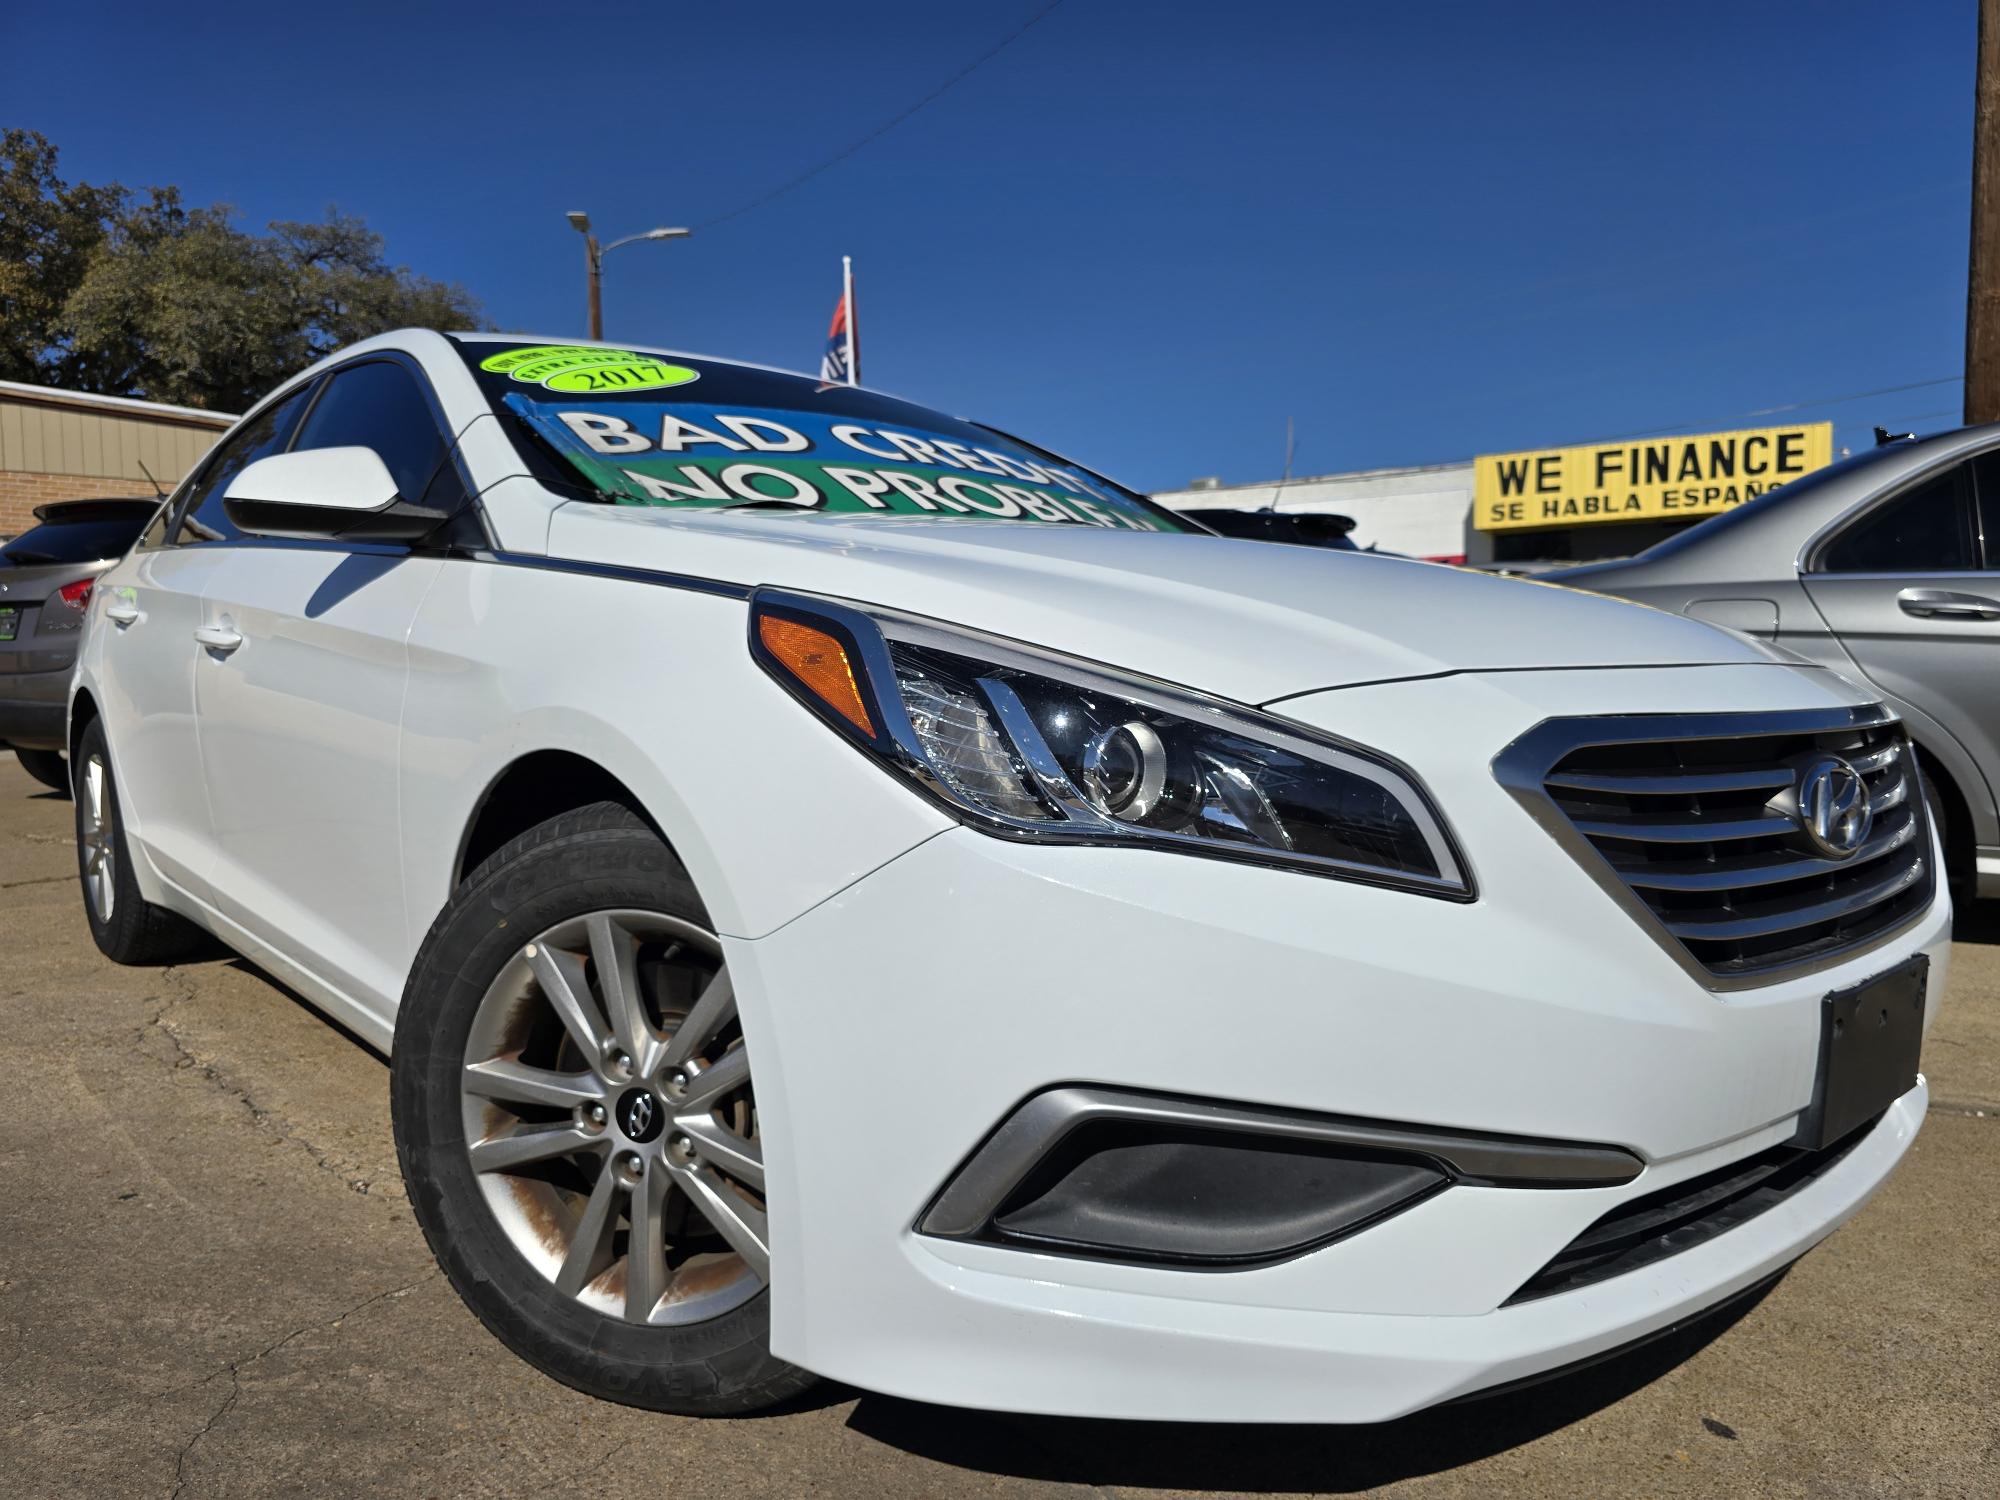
top-left (616, 1088), bottom-right (663, 1143)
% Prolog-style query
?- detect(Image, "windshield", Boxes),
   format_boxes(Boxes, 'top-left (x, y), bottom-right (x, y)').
top-left (1616, 442), bottom-right (1913, 564)
top-left (458, 341), bottom-right (1189, 533)
top-left (0, 515), bottom-right (147, 566)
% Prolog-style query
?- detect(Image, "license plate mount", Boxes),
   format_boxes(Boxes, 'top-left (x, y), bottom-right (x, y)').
top-left (1794, 954), bottom-right (1927, 1151)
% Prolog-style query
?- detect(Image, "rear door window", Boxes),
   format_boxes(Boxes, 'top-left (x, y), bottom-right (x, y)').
top-left (1818, 463), bottom-right (1977, 573)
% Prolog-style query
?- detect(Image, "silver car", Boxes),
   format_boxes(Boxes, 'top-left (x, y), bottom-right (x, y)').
top-left (1554, 427), bottom-right (1999, 902)
top-left (0, 498), bottom-right (160, 795)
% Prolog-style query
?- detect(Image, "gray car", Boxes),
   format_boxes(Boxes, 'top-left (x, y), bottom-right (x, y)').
top-left (1554, 427), bottom-right (1999, 901)
top-left (0, 498), bottom-right (160, 795)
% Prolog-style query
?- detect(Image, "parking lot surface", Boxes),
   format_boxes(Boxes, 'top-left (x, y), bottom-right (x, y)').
top-left (1, 749), bottom-right (1995, 1499)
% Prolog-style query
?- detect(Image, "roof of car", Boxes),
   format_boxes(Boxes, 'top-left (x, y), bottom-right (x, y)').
top-left (1555, 423), bottom-right (2000, 586)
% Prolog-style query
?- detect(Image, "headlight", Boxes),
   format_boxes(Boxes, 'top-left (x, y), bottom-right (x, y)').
top-left (749, 590), bottom-right (1471, 898)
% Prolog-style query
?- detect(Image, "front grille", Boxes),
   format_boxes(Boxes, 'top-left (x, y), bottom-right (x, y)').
top-left (1496, 707), bottom-right (1933, 985)
top-left (1503, 1117), bottom-right (1877, 1304)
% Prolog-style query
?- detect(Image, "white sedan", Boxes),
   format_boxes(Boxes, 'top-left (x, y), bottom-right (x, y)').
top-left (68, 332), bottom-right (1949, 1419)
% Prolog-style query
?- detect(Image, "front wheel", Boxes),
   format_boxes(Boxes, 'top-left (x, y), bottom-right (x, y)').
top-left (391, 801), bottom-right (812, 1415)
top-left (72, 719), bottom-right (210, 964)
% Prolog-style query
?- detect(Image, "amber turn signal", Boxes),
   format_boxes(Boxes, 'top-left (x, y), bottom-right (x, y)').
top-left (757, 615), bottom-right (875, 736)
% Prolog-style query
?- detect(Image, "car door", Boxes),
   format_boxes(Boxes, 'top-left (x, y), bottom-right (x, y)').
top-left (195, 357), bottom-right (459, 1021)
top-left (92, 388), bottom-right (313, 899)
top-left (1799, 449), bottom-right (2000, 823)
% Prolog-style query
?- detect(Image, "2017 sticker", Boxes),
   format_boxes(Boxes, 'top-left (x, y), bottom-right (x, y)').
top-left (480, 345), bottom-right (700, 394)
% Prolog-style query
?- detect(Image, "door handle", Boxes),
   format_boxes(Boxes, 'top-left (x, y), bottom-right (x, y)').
top-left (193, 623), bottom-right (244, 653)
top-left (103, 602), bottom-right (142, 626)
top-left (1896, 587), bottom-right (2000, 621)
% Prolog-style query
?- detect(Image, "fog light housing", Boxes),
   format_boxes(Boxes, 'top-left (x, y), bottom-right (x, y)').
top-left (986, 1120), bottom-right (1449, 1266)
top-left (920, 1087), bottom-right (1642, 1270)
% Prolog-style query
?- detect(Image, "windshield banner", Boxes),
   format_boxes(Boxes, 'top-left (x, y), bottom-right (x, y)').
top-left (505, 395), bottom-right (1179, 531)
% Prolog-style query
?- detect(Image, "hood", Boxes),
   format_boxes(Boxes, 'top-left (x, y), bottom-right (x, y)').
top-left (543, 504), bottom-right (1787, 703)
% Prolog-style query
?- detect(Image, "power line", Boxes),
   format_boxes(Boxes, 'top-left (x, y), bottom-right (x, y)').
top-left (1590, 375), bottom-right (1964, 444)
top-left (1832, 407), bottom-right (1963, 441)
top-left (1742, 375), bottom-right (1964, 419)
top-left (695, 1), bottom-right (1067, 232)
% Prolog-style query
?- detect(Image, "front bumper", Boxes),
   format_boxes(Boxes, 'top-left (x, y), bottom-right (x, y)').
top-left (728, 664), bottom-right (1950, 1421)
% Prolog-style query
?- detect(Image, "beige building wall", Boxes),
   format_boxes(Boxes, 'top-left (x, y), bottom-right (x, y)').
top-left (0, 381), bottom-right (235, 534)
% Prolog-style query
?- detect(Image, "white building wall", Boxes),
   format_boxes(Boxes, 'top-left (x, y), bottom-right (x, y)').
top-left (1155, 460), bottom-right (1477, 560)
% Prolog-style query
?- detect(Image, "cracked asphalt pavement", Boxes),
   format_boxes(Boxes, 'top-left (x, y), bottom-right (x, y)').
top-left (2, 750), bottom-right (1996, 1498)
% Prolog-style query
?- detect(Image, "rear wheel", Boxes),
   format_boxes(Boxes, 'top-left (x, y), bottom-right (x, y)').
top-left (14, 747), bottom-right (69, 796)
top-left (72, 719), bottom-right (210, 964)
top-left (392, 801), bottom-right (812, 1415)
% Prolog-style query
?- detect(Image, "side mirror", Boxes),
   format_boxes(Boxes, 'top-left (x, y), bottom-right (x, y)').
top-left (222, 447), bottom-right (453, 543)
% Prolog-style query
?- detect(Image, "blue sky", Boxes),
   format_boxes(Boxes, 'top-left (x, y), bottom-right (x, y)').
top-left (2, 1), bottom-right (1976, 491)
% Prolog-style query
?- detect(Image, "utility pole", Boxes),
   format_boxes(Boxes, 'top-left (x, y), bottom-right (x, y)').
top-left (580, 225), bottom-right (604, 341)
top-left (565, 213), bottom-right (691, 342)
top-left (1967, 0), bottom-right (2000, 422)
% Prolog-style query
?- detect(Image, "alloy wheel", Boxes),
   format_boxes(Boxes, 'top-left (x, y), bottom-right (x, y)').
top-left (460, 910), bottom-right (767, 1326)
top-left (79, 753), bottom-right (116, 925)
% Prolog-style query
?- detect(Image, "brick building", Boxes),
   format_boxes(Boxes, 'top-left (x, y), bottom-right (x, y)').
top-left (0, 380), bottom-right (235, 535)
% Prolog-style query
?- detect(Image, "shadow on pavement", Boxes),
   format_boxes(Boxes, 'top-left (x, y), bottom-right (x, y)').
top-left (222, 955), bottom-right (387, 1059)
top-left (843, 1278), bottom-right (1780, 1494)
top-left (1952, 898), bottom-right (2000, 945)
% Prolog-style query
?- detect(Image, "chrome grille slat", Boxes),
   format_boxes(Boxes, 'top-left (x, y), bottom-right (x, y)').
top-left (1660, 856), bottom-right (1928, 943)
top-left (1612, 812), bottom-right (1918, 891)
top-left (1493, 707), bottom-right (1935, 988)
top-left (1570, 810), bottom-right (1795, 844)
top-left (1850, 743), bottom-right (1903, 775)
top-left (1545, 767), bottom-right (1794, 796)
top-left (1870, 777), bottom-right (1907, 814)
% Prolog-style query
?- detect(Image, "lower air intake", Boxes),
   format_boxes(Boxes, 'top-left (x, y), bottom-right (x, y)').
top-left (1504, 1119), bottom-right (1879, 1304)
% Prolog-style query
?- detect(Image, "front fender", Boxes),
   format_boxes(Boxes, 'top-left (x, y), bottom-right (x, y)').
top-left (397, 556), bottom-right (954, 962)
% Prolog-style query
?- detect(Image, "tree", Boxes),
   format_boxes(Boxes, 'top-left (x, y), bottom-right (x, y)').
top-left (0, 128), bottom-right (122, 387)
top-left (0, 130), bottom-right (485, 410)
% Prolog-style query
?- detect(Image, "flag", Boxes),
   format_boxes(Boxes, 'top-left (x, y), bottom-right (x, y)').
top-left (820, 257), bottom-right (859, 385)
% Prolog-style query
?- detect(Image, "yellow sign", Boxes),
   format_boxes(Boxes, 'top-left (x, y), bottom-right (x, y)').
top-left (1473, 422), bottom-right (1833, 532)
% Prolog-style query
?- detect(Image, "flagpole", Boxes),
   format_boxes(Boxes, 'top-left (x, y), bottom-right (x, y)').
top-left (842, 255), bottom-right (858, 386)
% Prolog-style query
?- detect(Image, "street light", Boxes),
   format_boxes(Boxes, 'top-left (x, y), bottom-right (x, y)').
top-left (565, 212), bottom-right (692, 340)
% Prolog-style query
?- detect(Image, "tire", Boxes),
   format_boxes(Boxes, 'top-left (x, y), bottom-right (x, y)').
top-left (392, 801), bottom-right (813, 1415)
top-left (1917, 763), bottom-right (1968, 903)
top-left (14, 747), bottom-right (70, 797)
top-left (72, 718), bottom-right (211, 965)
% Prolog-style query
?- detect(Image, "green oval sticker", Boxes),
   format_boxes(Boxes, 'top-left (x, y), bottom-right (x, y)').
top-left (479, 345), bottom-right (700, 394)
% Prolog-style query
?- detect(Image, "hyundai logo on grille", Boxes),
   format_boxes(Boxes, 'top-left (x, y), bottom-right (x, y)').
top-left (1795, 755), bottom-right (1872, 858)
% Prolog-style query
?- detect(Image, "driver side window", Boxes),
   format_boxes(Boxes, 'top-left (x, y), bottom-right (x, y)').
top-left (290, 360), bottom-right (465, 511)
top-left (171, 385), bottom-right (314, 546)
top-left (1818, 462), bottom-right (1977, 574)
